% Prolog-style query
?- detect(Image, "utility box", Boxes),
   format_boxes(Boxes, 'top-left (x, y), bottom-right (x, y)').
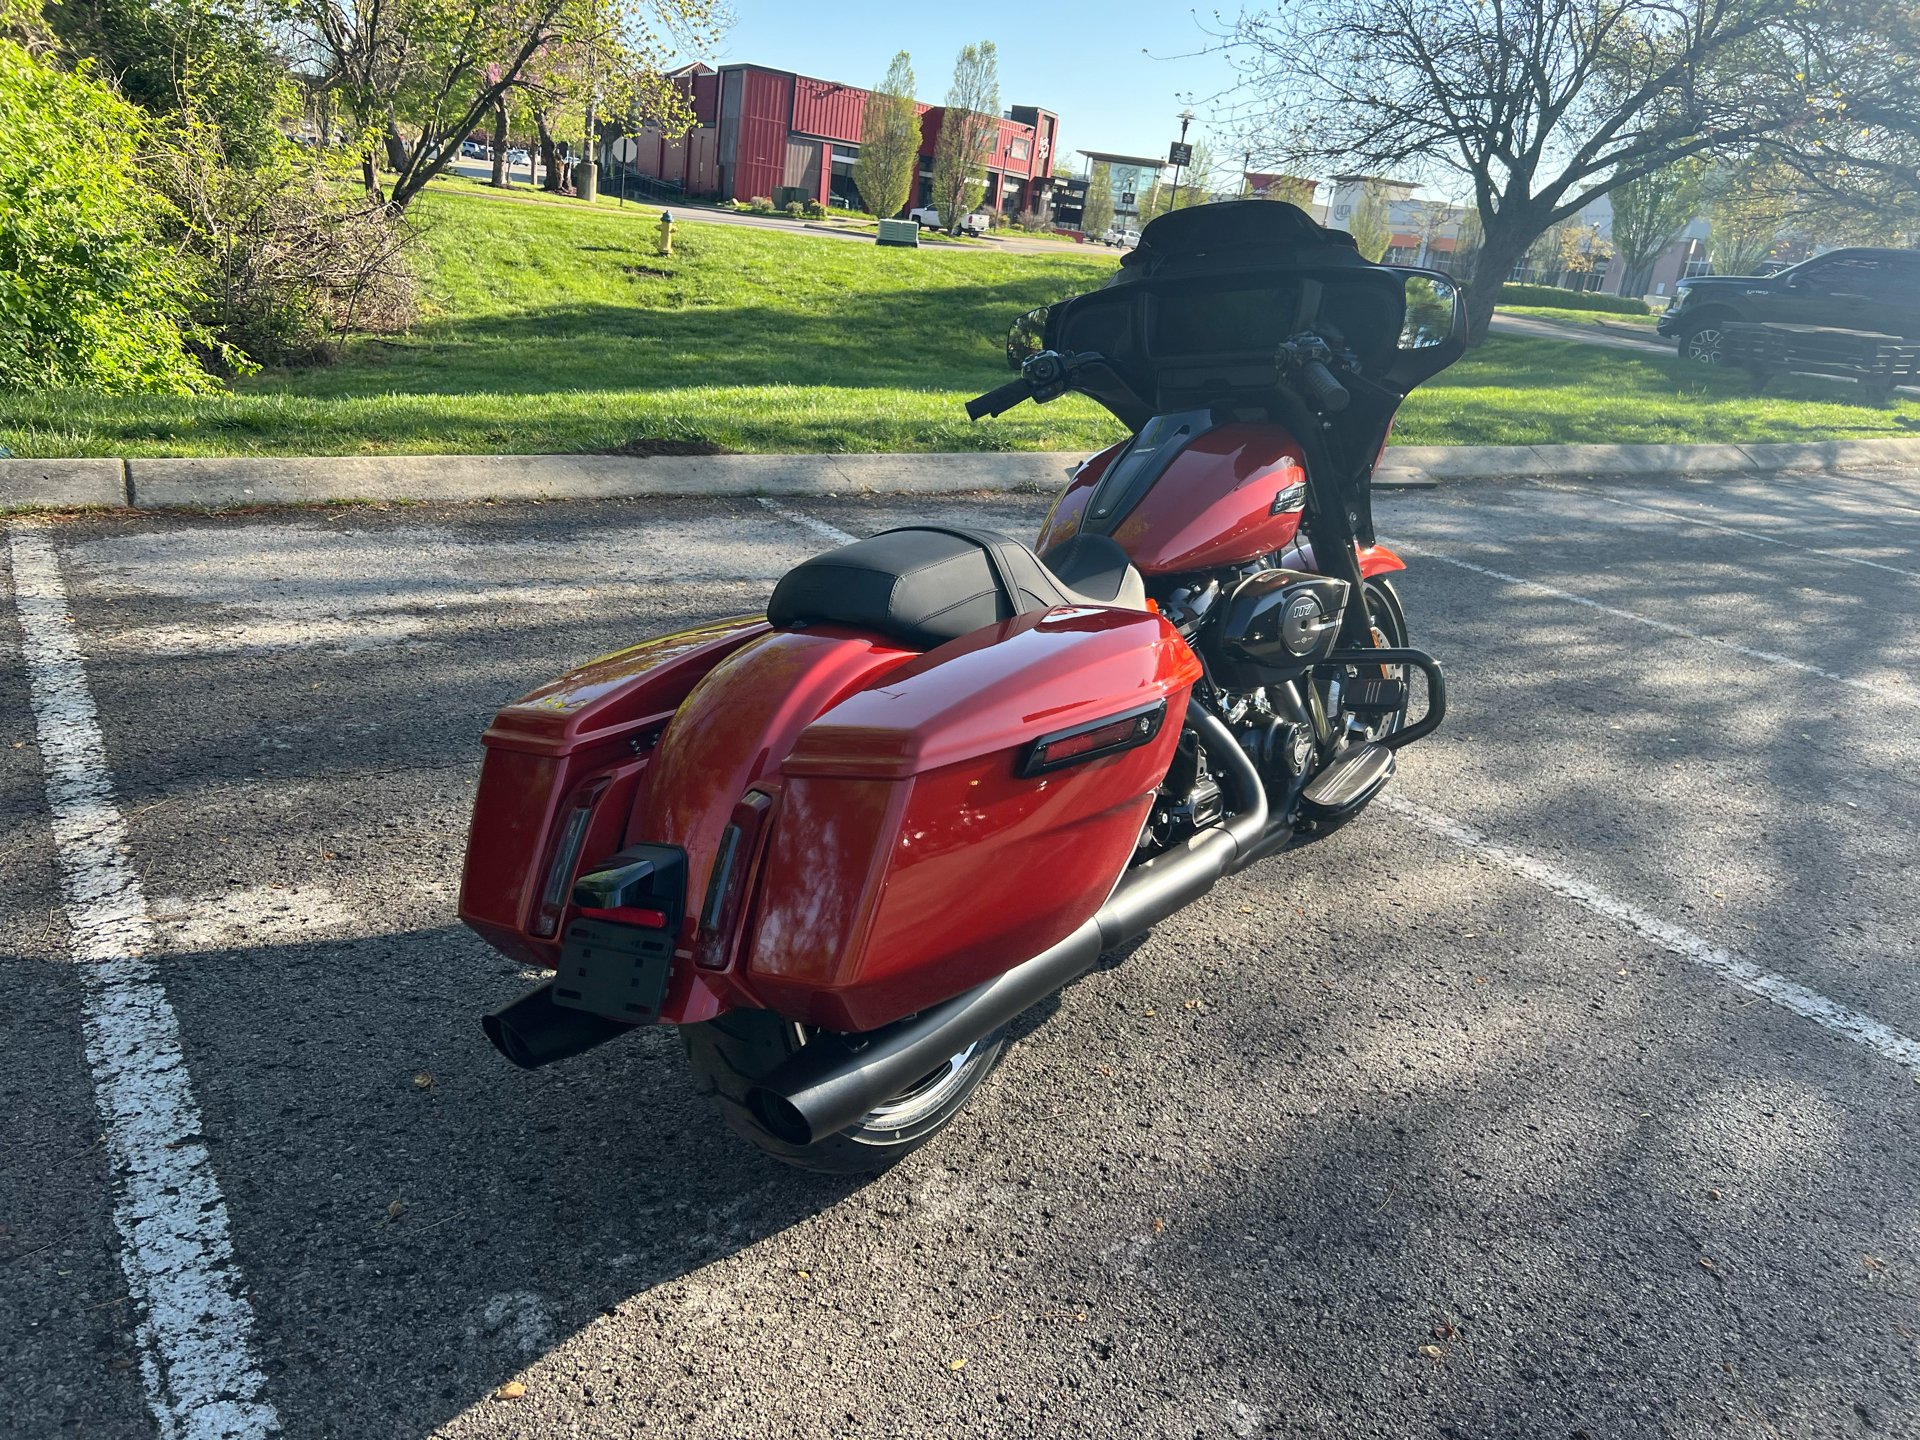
top-left (876, 218), bottom-right (919, 248)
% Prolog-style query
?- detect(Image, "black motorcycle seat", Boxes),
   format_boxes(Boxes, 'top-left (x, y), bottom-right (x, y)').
top-left (767, 526), bottom-right (1148, 651)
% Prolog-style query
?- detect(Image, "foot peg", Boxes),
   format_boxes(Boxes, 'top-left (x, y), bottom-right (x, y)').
top-left (1299, 743), bottom-right (1395, 820)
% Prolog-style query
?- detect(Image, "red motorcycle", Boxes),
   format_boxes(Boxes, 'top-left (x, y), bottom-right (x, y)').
top-left (459, 202), bottom-right (1465, 1171)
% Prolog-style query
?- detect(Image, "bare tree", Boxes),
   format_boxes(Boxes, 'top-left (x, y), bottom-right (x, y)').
top-left (1758, 0), bottom-right (1920, 240)
top-left (1217, 0), bottom-right (1807, 342)
top-left (291, 0), bottom-right (718, 212)
top-left (1704, 155), bottom-right (1793, 273)
top-left (930, 40), bottom-right (997, 231)
top-left (1345, 179), bottom-right (1391, 260)
top-left (1608, 158), bottom-right (1706, 296)
top-left (851, 51), bottom-right (920, 219)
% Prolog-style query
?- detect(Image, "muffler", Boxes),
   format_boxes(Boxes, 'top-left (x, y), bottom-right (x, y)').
top-left (482, 981), bottom-right (634, 1070)
top-left (747, 705), bottom-right (1268, 1146)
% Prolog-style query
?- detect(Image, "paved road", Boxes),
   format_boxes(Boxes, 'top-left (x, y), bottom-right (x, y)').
top-left (7, 467), bottom-right (1920, 1439)
top-left (1488, 311), bottom-right (1672, 353)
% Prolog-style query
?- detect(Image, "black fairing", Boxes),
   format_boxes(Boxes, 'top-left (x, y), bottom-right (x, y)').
top-left (1039, 201), bottom-right (1464, 569)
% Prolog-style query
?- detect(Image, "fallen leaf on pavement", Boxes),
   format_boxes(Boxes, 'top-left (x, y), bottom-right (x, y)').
top-left (495, 1381), bottom-right (526, 1400)
top-left (1151, 1217), bottom-right (1165, 1234)
top-left (1419, 1345), bottom-right (1445, 1360)
top-left (413, 1072), bottom-right (434, 1089)
top-left (948, 1357), bottom-right (967, 1371)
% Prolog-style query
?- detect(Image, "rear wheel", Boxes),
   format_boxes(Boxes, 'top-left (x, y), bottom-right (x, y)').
top-left (682, 1009), bottom-right (1006, 1173)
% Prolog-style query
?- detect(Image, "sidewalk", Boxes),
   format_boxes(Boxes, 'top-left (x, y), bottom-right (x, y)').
top-left (6, 437), bottom-right (1920, 512)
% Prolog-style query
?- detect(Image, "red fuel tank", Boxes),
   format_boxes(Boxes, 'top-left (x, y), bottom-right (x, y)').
top-left (1035, 426), bottom-right (1309, 577)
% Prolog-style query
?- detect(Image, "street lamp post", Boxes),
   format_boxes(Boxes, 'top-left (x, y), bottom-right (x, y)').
top-left (1169, 109), bottom-right (1194, 212)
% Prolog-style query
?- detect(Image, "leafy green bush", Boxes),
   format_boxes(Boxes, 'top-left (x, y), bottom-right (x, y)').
top-left (785, 200), bottom-right (804, 218)
top-left (802, 198), bottom-right (826, 219)
top-left (1498, 283), bottom-right (1650, 315)
top-left (0, 35), bottom-right (218, 393)
top-left (748, 195), bottom-right (773, 214)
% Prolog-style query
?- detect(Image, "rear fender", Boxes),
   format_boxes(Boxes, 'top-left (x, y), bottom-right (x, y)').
top-left (458, 617), bottom-right (769, 970)
top-left (625, 627), bottom-right (921, 1023)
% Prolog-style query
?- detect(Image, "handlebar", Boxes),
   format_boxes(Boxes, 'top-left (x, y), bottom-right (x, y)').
top-left (966, 377), bottom-right (1035, 421)
top-left (1299, 359), bottom-right (1351, 413)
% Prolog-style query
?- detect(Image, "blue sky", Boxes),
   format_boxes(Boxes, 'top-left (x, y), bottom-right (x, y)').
top-left (706, 1), bottom-right (1245, 182)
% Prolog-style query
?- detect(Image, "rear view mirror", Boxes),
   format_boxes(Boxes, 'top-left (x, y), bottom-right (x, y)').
top-left (1398, 273), bottom-right (1461, 350)
top-left (1007, 307), bottom-right (1049, 371)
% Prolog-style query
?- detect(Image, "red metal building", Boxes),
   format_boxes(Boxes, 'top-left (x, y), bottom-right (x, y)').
top-left (623, 62), bottom-right (1059, 217)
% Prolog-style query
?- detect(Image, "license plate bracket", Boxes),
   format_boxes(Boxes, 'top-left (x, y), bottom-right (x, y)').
top-left (552, 917), bottom-right (673, 1022)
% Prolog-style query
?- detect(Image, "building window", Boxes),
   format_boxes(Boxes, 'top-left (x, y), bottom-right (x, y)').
top-left (1009, 136), bottom-right (1029, 161)
top-left (1681, 239), bottom-right (1712, 278)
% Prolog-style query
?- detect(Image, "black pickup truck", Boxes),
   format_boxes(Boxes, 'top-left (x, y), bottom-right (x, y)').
top-left (1656, 247), bottom-right (1920, 364)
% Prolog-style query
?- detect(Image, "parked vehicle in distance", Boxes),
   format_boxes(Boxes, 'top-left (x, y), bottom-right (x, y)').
top-left (461, 141), bottom-right (487, 159)
top-left (1100, 228), bottom-right (1141, 248)
top-left (507, 148), bottom-right (531, 166)
top-left (1657, 247), bottom-right (1920, 364)
top-left (908, 207), bottom-right (989, 235)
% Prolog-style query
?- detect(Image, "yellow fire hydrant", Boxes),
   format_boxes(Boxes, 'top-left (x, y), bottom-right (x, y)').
top-left (657, 210), bottom-right (674, 257)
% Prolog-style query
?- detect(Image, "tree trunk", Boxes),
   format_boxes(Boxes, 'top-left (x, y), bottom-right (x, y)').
top-left (384, 110), bottom-right (410, 172)
top-left (491, 101), bottom-right (510, 187)
top-left (361, 152), bottom-right (385, 204)
top-left (535, 111), bottom-right (564, 193)
top-left (1464, 210), bottom-right (1546, 345)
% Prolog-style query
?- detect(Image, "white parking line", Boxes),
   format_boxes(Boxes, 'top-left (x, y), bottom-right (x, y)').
top-left (7, 528), bottom-right (279, 1440)
top-left (1385, 536), bottom-right (1920, 709)
top-left (755, 495), bottom-right (856, 546)
top-left (1380, 793), bottom-right (1920, 1073)
top-left (1528, 480), bottom-right (1920, 580)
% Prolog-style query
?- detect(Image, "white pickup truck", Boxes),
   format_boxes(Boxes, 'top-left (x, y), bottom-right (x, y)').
top-left (908, 207), bottom-right (990, 235)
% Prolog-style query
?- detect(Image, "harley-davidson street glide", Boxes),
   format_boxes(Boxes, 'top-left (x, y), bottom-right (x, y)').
top-left (458, 201), bottom-right (1466, 1171)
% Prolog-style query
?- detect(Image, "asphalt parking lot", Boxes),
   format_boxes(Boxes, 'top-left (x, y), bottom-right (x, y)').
top-left (6, 464), bottom-right (1920, 1440)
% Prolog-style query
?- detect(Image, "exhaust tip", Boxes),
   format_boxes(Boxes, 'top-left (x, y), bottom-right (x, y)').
top-left (747, 1087), bottom-right (815, 1147)
top-left (481, 1007), bottom-right (541, 1070)
top-left (482, 981), bottom-right (633, 1071)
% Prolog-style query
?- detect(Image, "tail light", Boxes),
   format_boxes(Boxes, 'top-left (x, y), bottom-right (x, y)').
top-left (530, 778), bottom-right (610, 938)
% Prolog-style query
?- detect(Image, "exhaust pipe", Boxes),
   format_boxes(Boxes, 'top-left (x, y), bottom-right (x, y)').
top-left (748, 705), bottom-right (1268, 1146)
top-left (482, 981), bottom-right (634, 1070)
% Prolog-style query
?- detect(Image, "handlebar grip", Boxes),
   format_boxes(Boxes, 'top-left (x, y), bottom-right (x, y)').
top-left (1300, 359), bottom-right (1351, 412)
top-left (966, 377), bottom-right (1034, 421)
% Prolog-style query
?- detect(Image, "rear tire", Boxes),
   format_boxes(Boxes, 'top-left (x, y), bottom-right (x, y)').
top-left (681, 1008), bottom-right (1006, 1173)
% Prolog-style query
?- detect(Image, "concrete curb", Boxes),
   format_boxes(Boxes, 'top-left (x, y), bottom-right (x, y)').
top-left (1370, 437), bottom-right (1920, 486)
top-left (1, 458), bottom-right (126, 509)
top-left (119, 452), bottom-right (1094, 509)
top-left (2, 437), bottom-right (1918, 512)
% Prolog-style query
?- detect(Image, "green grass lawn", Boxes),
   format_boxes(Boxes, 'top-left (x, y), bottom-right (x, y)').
top-left (3, 184), bottom-right (1915, 457)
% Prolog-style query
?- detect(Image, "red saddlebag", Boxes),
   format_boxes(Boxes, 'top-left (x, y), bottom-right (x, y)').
top-left (737, 606), bottom-right (1201, 1031)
